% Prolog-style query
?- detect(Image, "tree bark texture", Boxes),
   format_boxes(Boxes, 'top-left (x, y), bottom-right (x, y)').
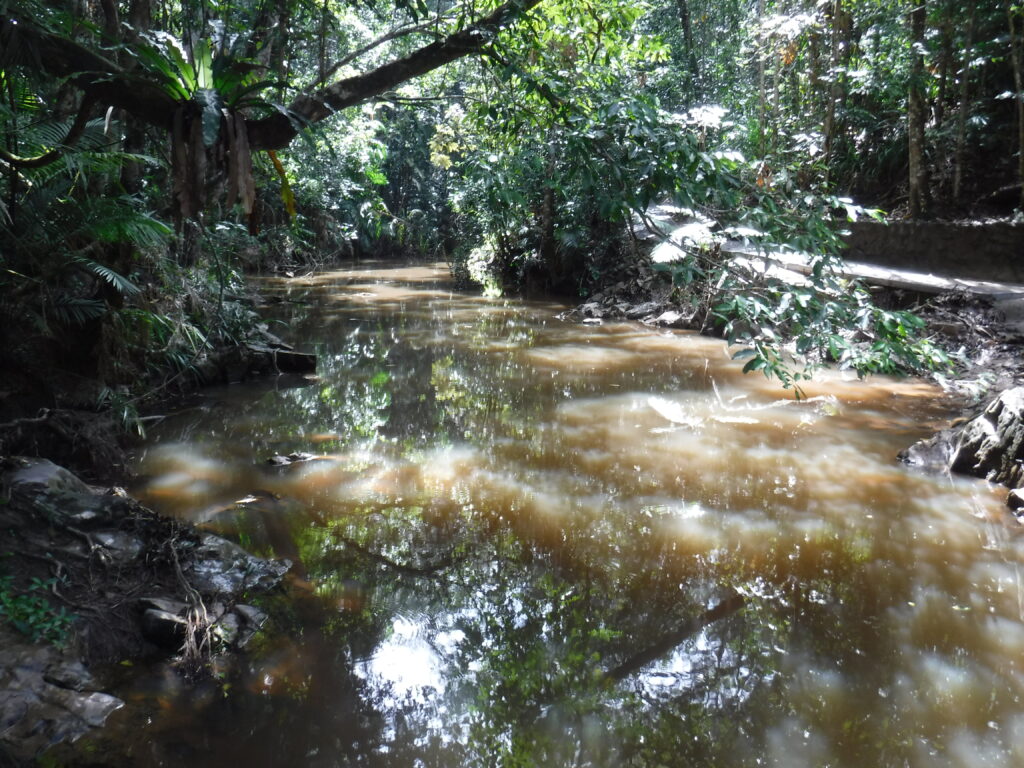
top-left (907, 0), bottom-right (930, 218)
top-left (952, 3), bottom-right (975, 203)
top-left (1009, 0), bottom-right (1024, 210)
top-left (675, 0), bottom-right (699, 86)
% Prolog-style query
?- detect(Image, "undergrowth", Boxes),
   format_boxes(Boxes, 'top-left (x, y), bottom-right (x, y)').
top-left (0, 574), bottom-right (75, 648)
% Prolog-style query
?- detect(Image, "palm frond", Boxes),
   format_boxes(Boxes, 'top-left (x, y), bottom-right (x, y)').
top-left (0, 79), bottom-right (42, 113)
top-left (49, 295), bottom-right (106, 326)
top-left (25, 117), bottom-right (78, 149)
top-left (80, 200), bottom-right (172, 250)
top-left (31, 150), bottom-right (160, 187)
top-left (73, 257), bottom-right (140, 296)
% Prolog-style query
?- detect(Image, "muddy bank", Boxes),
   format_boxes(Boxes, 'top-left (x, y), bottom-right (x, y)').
top-left (0, 458), bottom-right (290, 764)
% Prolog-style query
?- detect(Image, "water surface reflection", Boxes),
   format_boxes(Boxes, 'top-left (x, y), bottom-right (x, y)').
top-left (101, 262), bottom-right (1022, 767)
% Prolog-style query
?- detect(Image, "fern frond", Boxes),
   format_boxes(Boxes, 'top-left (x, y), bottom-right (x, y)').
top-left (30, 150), bottom-right (158, 187)
top-left (0, 75), bottom-right (43, 113)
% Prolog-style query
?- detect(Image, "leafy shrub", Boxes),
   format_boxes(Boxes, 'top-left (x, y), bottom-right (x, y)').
top-left (0, 576), bottom-right (75, 647)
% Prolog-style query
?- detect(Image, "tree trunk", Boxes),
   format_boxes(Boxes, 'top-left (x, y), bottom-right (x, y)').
top-left (757, 0), bottom-right (767, 157)
top-left (952, 4), bottom-right (976, 204)
top-left (822, 0), bottom-right (844, 178)
top-left (675, 0), bottom-right (699, 89)
top-left (934, 4), bottom-right (953, 129)
top-left (97, 0), bottom-right (119, 40)
top-left (537, 135), bottom-right (559, 289)
top-left (318, 0), bottom-right (330, 85)
top-left (907, 0), bottom-right (930, 218)
top-left (1010, 0), bottom-right (1024, 210)
top-left (119, 0), bottom-right (154, 195)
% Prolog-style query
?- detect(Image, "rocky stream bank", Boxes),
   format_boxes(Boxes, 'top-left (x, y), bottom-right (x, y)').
top-left (0, 284), bottom-right (320, 764)
top-left (0, 458), bottom-right (291, 764)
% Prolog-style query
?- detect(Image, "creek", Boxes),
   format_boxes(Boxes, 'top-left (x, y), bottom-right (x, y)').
top-left (94, 262), bottom-right (1022, 767)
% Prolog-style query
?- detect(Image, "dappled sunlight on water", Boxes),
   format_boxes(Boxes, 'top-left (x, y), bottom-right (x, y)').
top-left (105, 261), bottom-right (1024, 767)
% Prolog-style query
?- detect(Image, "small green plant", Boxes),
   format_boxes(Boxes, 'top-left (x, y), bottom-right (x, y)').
top-left (0, 575), bottom-right (76, 647)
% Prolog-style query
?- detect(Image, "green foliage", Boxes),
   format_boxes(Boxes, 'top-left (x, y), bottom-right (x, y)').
top-left (282, 107), bottom-right (393, 254)
top-left (709, 272), bottom-right (951, 388)
top-left (418, 5), bottom-right (944, 384)
top-left (1, 0), bottom-right (1008, 400)
top-left (0, 575), bottom-right (75, 647)
top-left (74, 258), bottom-right (141, 297)
top-left (132, 30), bottom-right (282, 121)
top-left (114, 307), bottom-right (207, 377)
top-left (0, 75), bottom-right (172, 348)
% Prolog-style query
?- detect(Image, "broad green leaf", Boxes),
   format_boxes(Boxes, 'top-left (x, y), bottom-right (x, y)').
top-left (194, 88), bottom-right (222, 147)
top-left (194, 39), bottom-right (214, 91)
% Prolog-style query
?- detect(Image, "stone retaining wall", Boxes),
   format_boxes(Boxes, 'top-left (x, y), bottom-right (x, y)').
top-left (842, 221), bottom-right (1024, 283)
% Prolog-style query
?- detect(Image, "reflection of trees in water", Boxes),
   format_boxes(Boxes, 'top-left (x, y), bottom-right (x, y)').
top-left (249, 300), bottom-right (545, 451)
top-left (292, 489), bottom-right (932, 767)
top-left (127, 277), bottom-right (968, 766)
top-left (292, 494), bottom-right (770, 766)
top-left (73, 604), bottom-right (397, 766)
top-left (443, 518), bottom-right (759, 765)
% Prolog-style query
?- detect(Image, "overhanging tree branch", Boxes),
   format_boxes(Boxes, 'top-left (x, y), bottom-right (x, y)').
top-left (246, 0), bottom-right (545, 149)
top-left (2, 0), bottom-right (545, 151)
top-left (0, 15), bottom-right (179, 130)
top-left (0, 95), bottom-right (96, 169)
top-left (311, 17), bottom-right (447, 92)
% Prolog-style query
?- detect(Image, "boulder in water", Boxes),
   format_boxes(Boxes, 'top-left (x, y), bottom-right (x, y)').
top-left (901, 387), bottom-right (1024, 512)
top-left (188, 533), bottom-right (291, 595)
top-left (653, 310), bottom-right (688, 328)
top-left (897, 428), bottom-right (958, 474)
top-left (949, 387), bottom-right (1024, 487)
top-left (626, 301), bottom-right (663, 320)
top-left (0, 628), bottom-right (123, 761)
top-left (1008, 488), bottom-right (1024, 512)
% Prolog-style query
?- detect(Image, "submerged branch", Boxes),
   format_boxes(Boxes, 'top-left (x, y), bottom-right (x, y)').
top-left (605, 592), bottom-right (745, 682)
top-left (334, 535), bottom-right (459, 577)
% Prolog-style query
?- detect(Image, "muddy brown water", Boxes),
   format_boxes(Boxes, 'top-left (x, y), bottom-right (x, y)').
top-left (89, 262), bottom-right (1023, 767)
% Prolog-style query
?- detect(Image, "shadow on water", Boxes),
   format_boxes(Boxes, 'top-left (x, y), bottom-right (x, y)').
top-left (75, 261), bottom-right (1024, 767)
